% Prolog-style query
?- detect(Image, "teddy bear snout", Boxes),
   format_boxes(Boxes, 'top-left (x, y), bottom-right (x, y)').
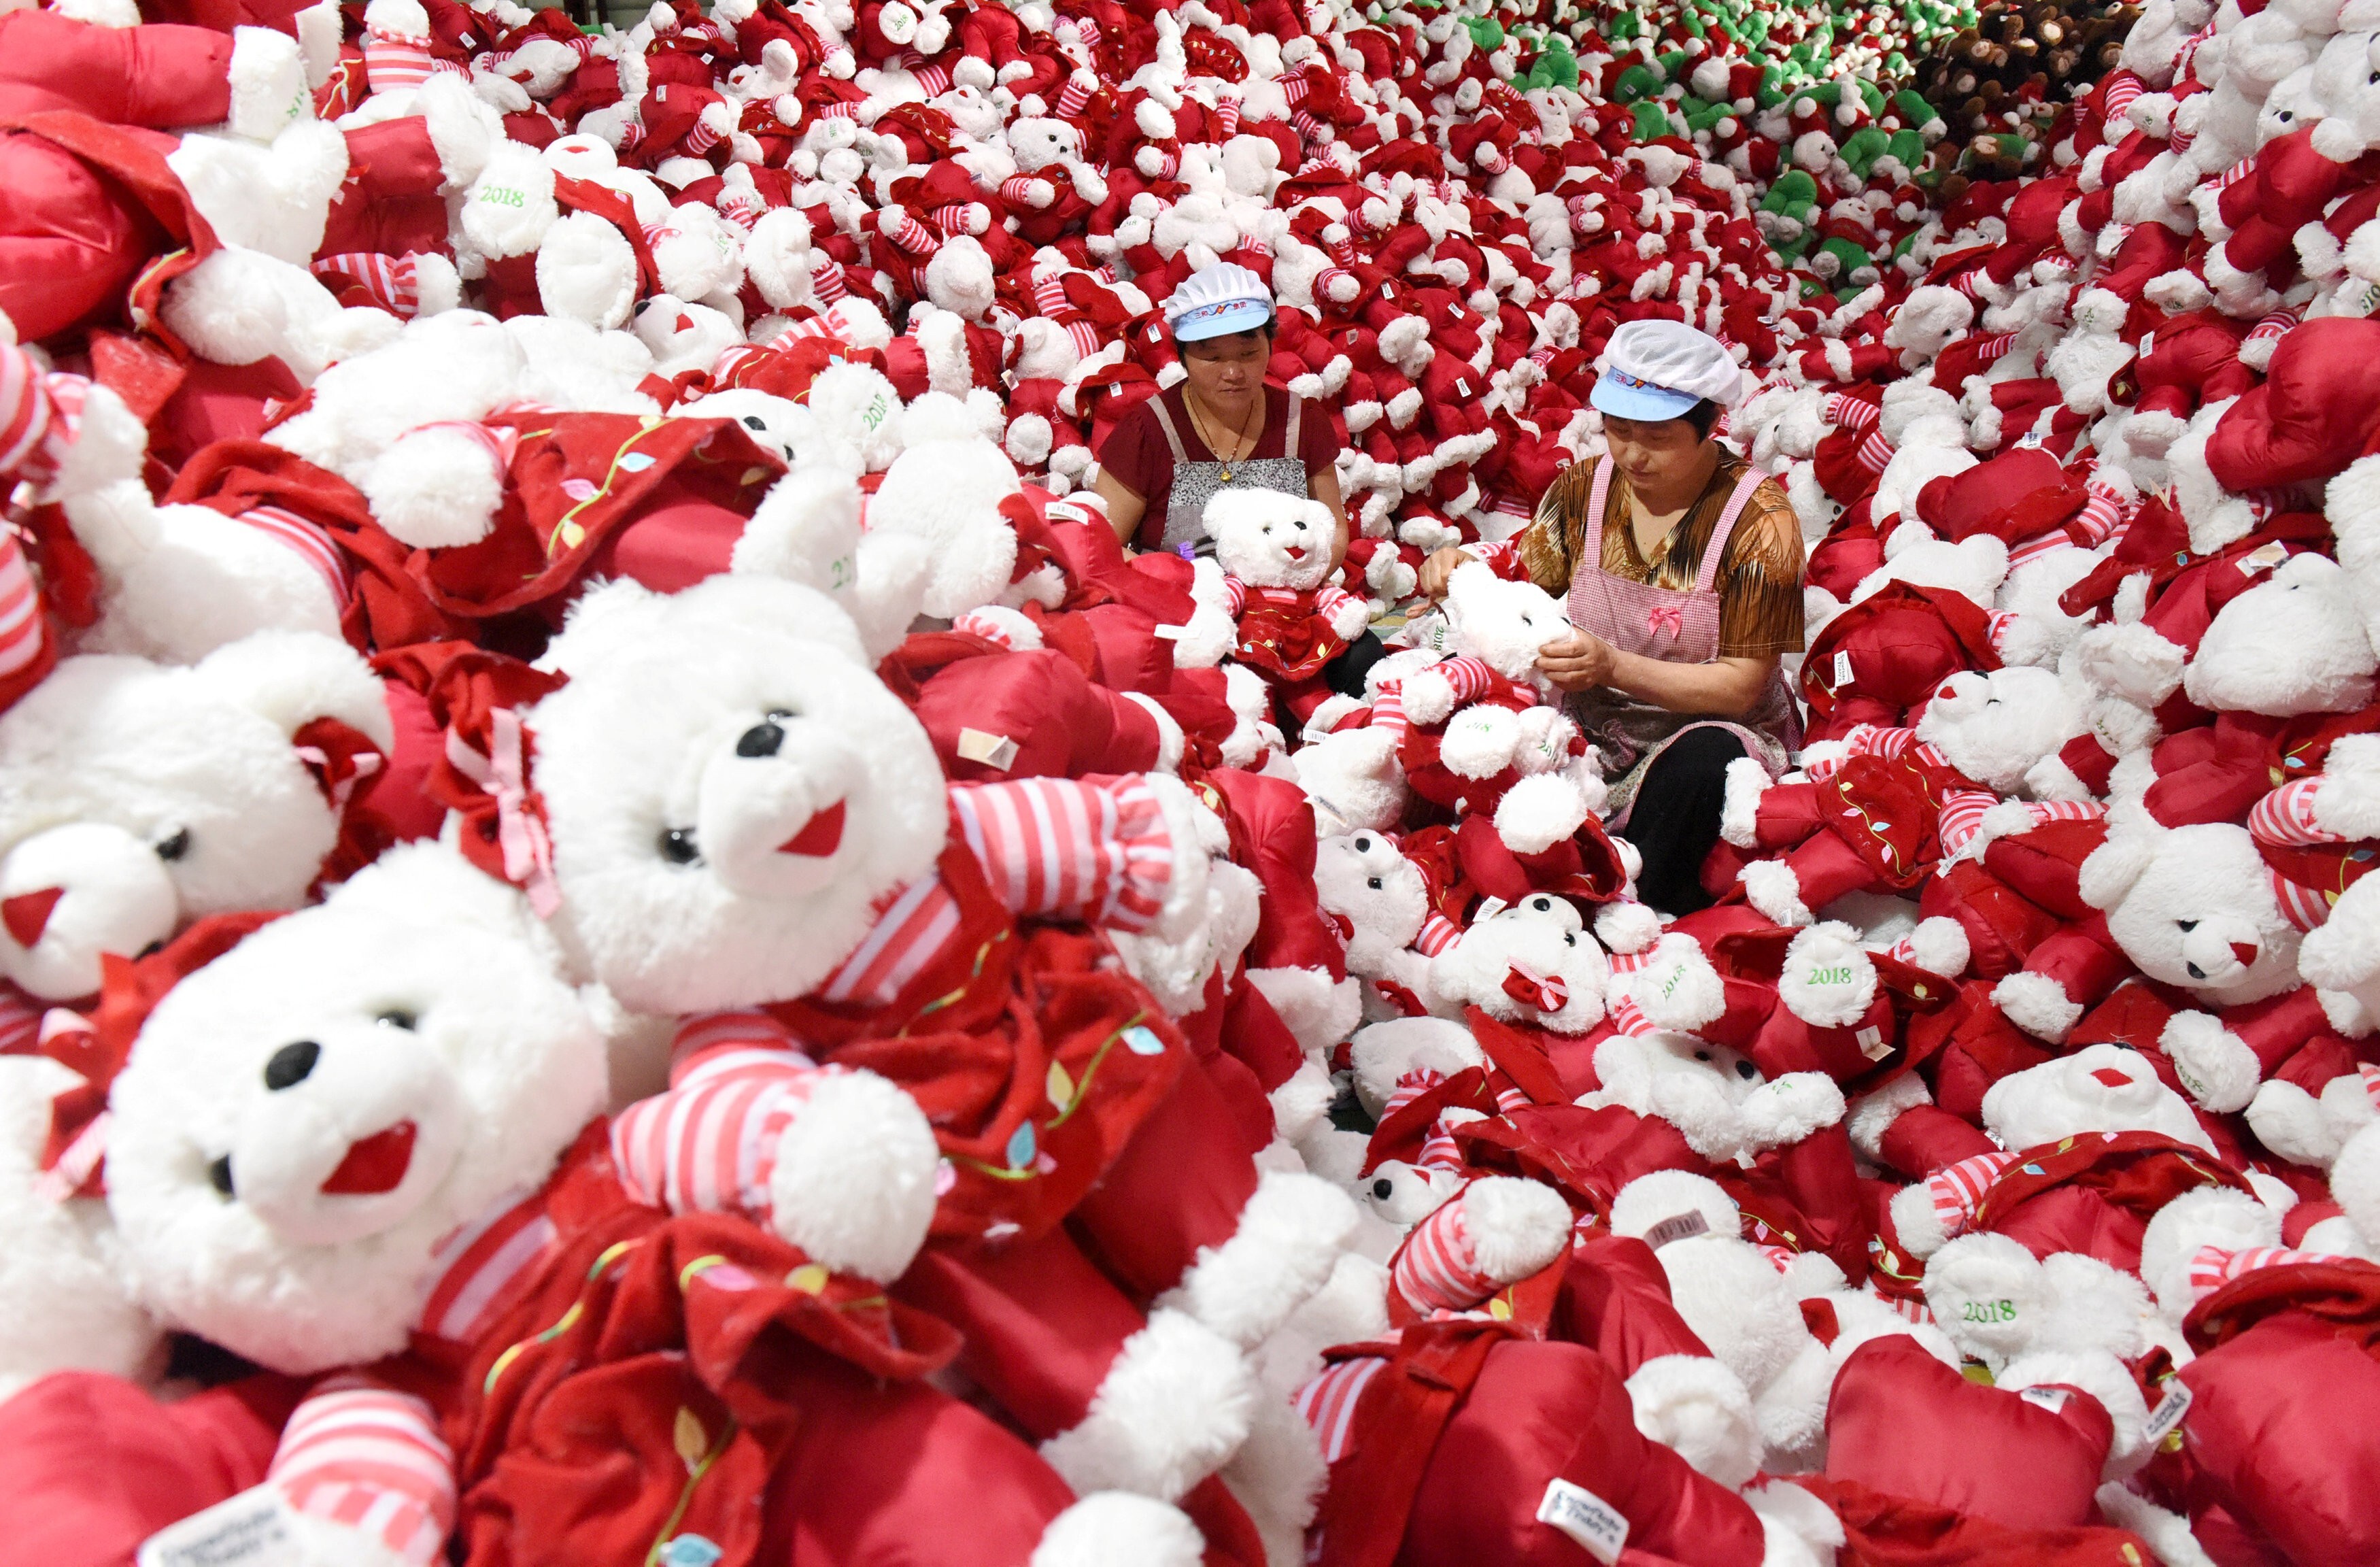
top-left (2177, 920), bottom-right (2261, 981)
top-left (697, 722), bottom-right (866, 896)
top-left (227, 1026), bottom-right (466, 1247)
top-left (0, 822), bottom-right (180, 1001)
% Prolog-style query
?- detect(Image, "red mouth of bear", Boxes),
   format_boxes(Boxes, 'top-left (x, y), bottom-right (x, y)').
top-left (2, 887), bottom-right (64, 947)
top-left (777, 800), bottom-right (847, 857)
top-left (322, 1121), bottom-right (418, 1196)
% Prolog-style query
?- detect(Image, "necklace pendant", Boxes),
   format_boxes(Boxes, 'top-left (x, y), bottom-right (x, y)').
top-left (1220, 468), bottom-right (1234, 482)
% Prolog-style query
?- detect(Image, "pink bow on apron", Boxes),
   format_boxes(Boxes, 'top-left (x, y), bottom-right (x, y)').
top-left (1564, 460), bottom-right (1799, 829)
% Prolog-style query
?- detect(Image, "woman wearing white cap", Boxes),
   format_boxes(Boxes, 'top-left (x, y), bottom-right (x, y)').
top-left (1418, 320), bottom-right (1805, 915)
top-left (1093, 263), bottom-right (1348, 564)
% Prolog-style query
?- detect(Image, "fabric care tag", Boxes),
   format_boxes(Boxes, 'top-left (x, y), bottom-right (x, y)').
top-left (2017, 1385), bottom-right (2073, 1415)
top-left (955, 729), bottom-right (1021, 771)
top-left (2236, 541), bottom-right (2288, 577)
top-left (1857, 1024), bottom-right (1891, 1061)
top-left (138, 1487), bottom-right (298, 1567)
top-left (1644, 1210), bottom-right (1711, 1249)
top-left (1537, 1479), bottom-right (1631, 1564)
top-left (2144, 1380), bottom-right (2193, 1445)
top-left (1833, 650), bottom-right (1854, 690)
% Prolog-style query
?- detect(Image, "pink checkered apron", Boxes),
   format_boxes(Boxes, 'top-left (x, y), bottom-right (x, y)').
top-left (1566, 460), bottom-right (1799, 828)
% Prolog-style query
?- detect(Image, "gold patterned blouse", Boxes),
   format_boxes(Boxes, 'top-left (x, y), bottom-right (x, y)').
top-left (1512, 453), bottom-right (1807, 660)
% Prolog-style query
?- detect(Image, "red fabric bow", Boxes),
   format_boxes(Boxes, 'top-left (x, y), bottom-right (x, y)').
top-left (381, 644), bottom-right (568, 916)
top-left (35, 912), bottom-right (282, 1200)
top-left (1501, 961), bottom-right (1570, 1013)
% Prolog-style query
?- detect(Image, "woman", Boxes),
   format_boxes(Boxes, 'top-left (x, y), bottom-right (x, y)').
top-left (1093, 263), bottom-right (1348, 562)
top-left (1418, 319), bottom-right (1804, 915)
top-left (1096, 263), bottom-right (1385, 694)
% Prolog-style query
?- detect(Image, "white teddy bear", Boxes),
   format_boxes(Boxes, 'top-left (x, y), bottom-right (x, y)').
top-left (0, 633), bottom-right (391, 1004)
top-left (1580, 934), bottom-right (1850, 1164)
top-left (1429, 892), bottom-right (1612, 1033)
top-left (1992, 809), bottom-right (2309, 1051)
top-left (1393, 562), bottom-right (1605, 854)
top-left (1609, 1170), bottom-right (1950, 1473)
top-left (864, 390), bottom-right (1028, 619)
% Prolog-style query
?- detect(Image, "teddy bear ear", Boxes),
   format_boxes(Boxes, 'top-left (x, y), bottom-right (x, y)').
top-left (192, 630), bottom-right (394, 751)
top-left (2075, 811), bottom-right (2160, 911)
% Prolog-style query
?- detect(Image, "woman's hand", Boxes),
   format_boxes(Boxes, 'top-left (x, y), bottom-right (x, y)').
top-left (1417, 546), bottom-right (1476, 600)
top-left (1535, 628), bottom-right (1618, 692)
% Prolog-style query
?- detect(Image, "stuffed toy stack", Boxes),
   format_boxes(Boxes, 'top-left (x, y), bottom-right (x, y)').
top-left (0, 0), bottom-right (2374, 1564)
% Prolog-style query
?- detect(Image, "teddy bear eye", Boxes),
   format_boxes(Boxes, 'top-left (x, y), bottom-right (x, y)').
top-left (375, 1009), bottom-right (418, 1031)
top-left (658, 827), bottom-right (702, 864)
top-left (737, 719), bottom-right (787, 758)
top-left (1695, 1049), bottom-right (1712, 1062)
top-left (743, 416), bottom-right (768, 431)
top-left (1735, 1060), bottom-right (1758, 1080)
top-left (1367, 876), bottom-right (1384, 890)
top-left (263, 1041), bottom-right (320, 1091)
top-left (1563, 932), bottom-right (1577, 947)
top-left (207, 1154), bottom-right (235, 1198)
top-left (154, 827), bottom-right (190, 862)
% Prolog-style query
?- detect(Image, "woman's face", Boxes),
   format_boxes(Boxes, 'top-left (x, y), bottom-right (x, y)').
top-left (1603, 412), bottom-right (1711, 495)
top-left (1179, 326), bottom-right (1272, 409)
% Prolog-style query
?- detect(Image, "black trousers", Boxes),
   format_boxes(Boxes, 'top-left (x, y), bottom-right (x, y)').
top-left (1323, 630), bottom-right (1391, 698)
top-left (1618, 726), bottom-right (1747, 917)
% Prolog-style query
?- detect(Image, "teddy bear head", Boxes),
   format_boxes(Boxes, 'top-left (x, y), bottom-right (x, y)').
top-left (1291, 726), bottom-right (1411, 835)
top-left (103, 843), bottom-right (612, 1375)
top-left (1980, 1042), bottom-right (2215, 1153)
top-left (1438, 560), bottom-right (1571, 681)
top-left (0, 634), bottom-right (391, 1002)
top-left (1205, 489), bottom-right (1340, 591)
top-left (2078, 815), bottom-right (2305, 1007)
top-left (679, 387), bottom-right (811, 467)
top-left (528, 576), bottom-right (949, 1015)
top-left (2181, 552), bottom-right (2379, 716)
top-left (1006, 116), bottom-right (1081, 173)
top-left (1428, 892), bottom-right (1610, 1032)
top-left (1913, 665), bottom-right (2086, 794)
top-left (1313, 831), bottom-right (1429, 974)
top-left (630, 292), bottom-right (743, 377)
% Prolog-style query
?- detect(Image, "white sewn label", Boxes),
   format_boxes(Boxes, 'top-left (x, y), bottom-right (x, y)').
top-left (137, 1487), bottom-right (296, 1567)
top-left (1151, 622), bottom-right (1187, 640)
top-left (1537, 1478), bottom-right (1631, 1565)
top-left (2143, 1380), bottom-right (2193, 1445)
top-left (1643, 1210), bottom-right (1710, 1249)
top-left (1833, 650), bottom-right (1854, 689)
top-left (1858, 1024), bottom-right (1891, 1060)
top-left (2237, 541), bottom-right (2288, 577)
top-left (2018, 1385), bottom-right (2072, 1415)
top-left (955, 728), bottom-right (1021, 771)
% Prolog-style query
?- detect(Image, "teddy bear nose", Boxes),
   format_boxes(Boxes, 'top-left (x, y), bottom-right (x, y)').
top-left (1372, 1177), bottom-right (1395, 1200)
top-left (736, 722), bottom-right (786, 758)
top-left (264, 1041), bottom-right (321, 1092)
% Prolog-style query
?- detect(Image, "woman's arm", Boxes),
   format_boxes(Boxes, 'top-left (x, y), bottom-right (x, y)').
top-left (1535, 630), bottom-right (1778, 719)
top-left (1310, 464), bottom-right (1348, 569)
top-left (1094, 469), bottom-right (1146, 549)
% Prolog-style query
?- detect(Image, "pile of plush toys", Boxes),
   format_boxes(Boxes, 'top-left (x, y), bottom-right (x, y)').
top-left (0, 0), bottom-right (2376, 1562)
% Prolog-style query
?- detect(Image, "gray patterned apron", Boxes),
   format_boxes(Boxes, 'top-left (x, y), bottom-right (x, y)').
top-left (1566, 460), bottom-right (1800, 828)
top-left (1147, 392), bottom-right (1310, 555)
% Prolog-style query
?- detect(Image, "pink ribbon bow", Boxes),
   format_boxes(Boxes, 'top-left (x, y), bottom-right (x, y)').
top-left (1646, 605), bottom-right (1686, 638)
top-left (446, 707), bottom-right (562, 918)
top-left (1501, 962), bottom-right (1570, 1014)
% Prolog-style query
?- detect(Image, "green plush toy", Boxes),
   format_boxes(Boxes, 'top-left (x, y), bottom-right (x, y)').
top-left (1514, 32), bottom-right (1580, 90)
